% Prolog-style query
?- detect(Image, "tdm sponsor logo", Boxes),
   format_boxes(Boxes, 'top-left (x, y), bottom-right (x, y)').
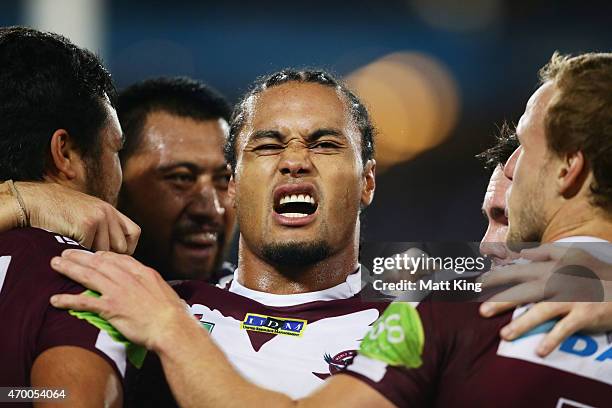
top-left (241, 313), bottom-right (307, 336)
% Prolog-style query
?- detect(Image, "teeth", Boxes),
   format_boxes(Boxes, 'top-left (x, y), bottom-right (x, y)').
top-left (282, 213), bottom-right (309, 218)
top-left (279, 194), bottom-right (315, 205)
top-left (182, 232), bottom-right (218, 245)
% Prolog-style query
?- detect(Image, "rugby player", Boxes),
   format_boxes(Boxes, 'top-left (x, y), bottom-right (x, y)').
top-left (478, 123), bottom-right (519, 264)
top-left (117, 77), bottom-right (235, 282)
top-left (49, 70), bottom-right (388, 406)
top-left (477, 119), bottom-right (612, 357)
top-left (51, 53), bottom-right (612, 407)
top-left (340, 51), bottom-right (612, 407)
top-left (0, 27), bottom-right (128, 406)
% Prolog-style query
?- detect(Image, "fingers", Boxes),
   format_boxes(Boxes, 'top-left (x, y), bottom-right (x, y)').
top-left (117, 211), bottom-right (140, 255)
top-left (63, 250), bottom-right (164, 294)
top-left (536, 309), bottom-right (586, 357)
top-left (498, 302), bottom-right (570, 341)
top-left (106, 207), bottom-right (128, 254)
top-left (50, 292), bottom-right (104, 313)
top-left (76, 201), bottom-right (140, 255)
top-left (520, 244), bottom-right (572, 262)
top-left (78, 221), bottom-right (96, 250)
top-left (51, 250), bottom-right (116, 292)
top-left (479, 301), bottom-right (516, 317)
top-left (479, 263), bottom-right (542, 288)
top-left (91, 211), bottom-right (111, 252)
top-left (484, 280), bottom-right (548, 304)
top-left (92, 206), bottom-right (139, 255)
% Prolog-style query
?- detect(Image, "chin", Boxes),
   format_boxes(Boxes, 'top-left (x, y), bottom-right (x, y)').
top-left (261, 239), bottom-right (331, 268)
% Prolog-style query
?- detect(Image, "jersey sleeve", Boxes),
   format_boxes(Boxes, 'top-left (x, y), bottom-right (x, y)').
top-left (35, 279), bottom-right (129, 380)
top-left (343, 301), bottom-right (444, 407)
top-left (19, 229), bottom-right (130, 381)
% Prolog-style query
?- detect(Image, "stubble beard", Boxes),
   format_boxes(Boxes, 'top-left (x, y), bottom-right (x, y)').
top-left (506, 177), bottom-right (547, 252)
top-left (261, 240), bottom-right (332, 271)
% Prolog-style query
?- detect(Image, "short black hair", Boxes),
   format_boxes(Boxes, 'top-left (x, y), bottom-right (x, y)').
top-left (117, 77), bottom-right (232, 162)
top-left (0, 26), bottom-right (116, 181)
top-left (225, 69), bottom-right (375, 172)
top-left (476, 122), bottom-right (519, 171)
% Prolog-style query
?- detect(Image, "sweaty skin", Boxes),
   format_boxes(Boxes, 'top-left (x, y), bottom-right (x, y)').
top-left (479, 82), bottom-right (612, 356)
top-left (479, 166), bottom-right (514, 265)
top-left (48, 80), bottom-right (382, 407)
top-left (120, 111), bottom-right (234, 281)
top-left (40, 71), bottom-right (612, 405)
top-left (231, 82), bottom-right (375, 294)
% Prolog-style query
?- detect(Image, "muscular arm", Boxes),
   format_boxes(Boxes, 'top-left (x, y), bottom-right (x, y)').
top-left (49, 250), bottom-right (392, 408)
top-left (153, 315), bottom-right (390, 408)
top-left (0, 181), bottom-right (140, 254)
top-left (31, 346), bottom-right (122, 408)
top-left (0, 181), bottom-right (25, 231)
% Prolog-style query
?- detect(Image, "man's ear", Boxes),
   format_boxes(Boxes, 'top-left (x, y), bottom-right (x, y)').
top-left (557, 150), bottom-right (587, 198)
top-left (361, 159), bottom-right (376, 208)
top-left (48, 129), bottom-right (83, 181)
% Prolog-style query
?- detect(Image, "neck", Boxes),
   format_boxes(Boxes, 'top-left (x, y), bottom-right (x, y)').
top-left (235, 235), bottom-right (360, 294)
top-left (542, 201), bottom-right (612, 243)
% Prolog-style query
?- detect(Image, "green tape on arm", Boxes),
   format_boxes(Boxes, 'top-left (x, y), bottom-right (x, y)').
top-left (68, 290), bottom-right (148, 368)
top-left (359, 302), bottom-right (425, 368)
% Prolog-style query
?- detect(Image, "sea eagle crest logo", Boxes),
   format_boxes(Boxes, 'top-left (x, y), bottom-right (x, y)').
top-left (313, 350), bottom-right (357, 379)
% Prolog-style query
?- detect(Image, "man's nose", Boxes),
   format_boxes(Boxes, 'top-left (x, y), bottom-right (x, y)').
top-left (278, 144), bottom-right (313, 177)
top-left (504, 146), bottom-right (521, 181)
top-left (186, 177), bottom-right (226, 219)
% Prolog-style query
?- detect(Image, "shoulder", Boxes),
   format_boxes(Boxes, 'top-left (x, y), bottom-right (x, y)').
top-left (0, 227), bottom-right (84, 257)
top-left (0, 227), bottom-right (88, 292)
top-left (170, 279), bottom-right (235, 303)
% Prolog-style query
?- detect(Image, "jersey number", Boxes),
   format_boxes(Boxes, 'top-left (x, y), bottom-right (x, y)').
top-left (0, 256), bottom-right (11, 295)
top-left (368, 313), bottom-right (406, 344)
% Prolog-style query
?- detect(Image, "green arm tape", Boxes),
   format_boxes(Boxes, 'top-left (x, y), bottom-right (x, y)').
top-left (68, 290), bottom-right (148, 369)
top-left (359, 302), bottom-right (425, 368)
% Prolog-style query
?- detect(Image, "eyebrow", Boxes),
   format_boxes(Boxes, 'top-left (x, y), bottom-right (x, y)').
top-left (157, 162), bottom-right (229, 173)
top-left (309, 128), bottom-right (344, 141)
top-left (250, 130), bottom-right (283, 142)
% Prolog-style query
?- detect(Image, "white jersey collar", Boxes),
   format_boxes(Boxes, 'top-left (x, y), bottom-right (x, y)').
top-left (553, 235), bottom-right (612, 264)
top-left (228, 267), bottom-right (362, 307)
top-left (554, 235), bottom-right (608, 243)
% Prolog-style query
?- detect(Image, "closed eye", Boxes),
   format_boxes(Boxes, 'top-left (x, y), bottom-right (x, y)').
top-left (253, 144), bottom-right (285, 155)
top-left (312, 141), bottom-right (339, 148)
top-left (310, 140), bottom-right (343, 153)
top-left (165, 172), bottom-right (196, 186)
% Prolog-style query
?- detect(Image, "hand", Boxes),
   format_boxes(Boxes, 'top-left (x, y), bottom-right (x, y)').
top-left (479, 243), bottom-right (611, 307)
top-left (488, 302), bottom-right (612, 357)
top-left (18, 182), bottom-right (140, 254)
top-left (479, 243), bottom-right (612, 357)
top-left (49, 250), bottom-right (193, 350)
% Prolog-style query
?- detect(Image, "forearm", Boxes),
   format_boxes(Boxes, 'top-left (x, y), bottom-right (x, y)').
top-left (153, 315), bottom-right (298, 408)
top-left (0, 181), bottom-right (26, 231)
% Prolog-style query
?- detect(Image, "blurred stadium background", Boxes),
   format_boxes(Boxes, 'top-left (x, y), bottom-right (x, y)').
top-left (3, 0), bottom-right (610, 241)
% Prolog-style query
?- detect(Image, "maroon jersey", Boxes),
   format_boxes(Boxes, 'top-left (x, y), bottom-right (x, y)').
top-left (345, 300), bottom-right (612, 407)
top-left (0, 228), bottom-right (127, 390)
top-left (127, 270), bottom-right (390, 407)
